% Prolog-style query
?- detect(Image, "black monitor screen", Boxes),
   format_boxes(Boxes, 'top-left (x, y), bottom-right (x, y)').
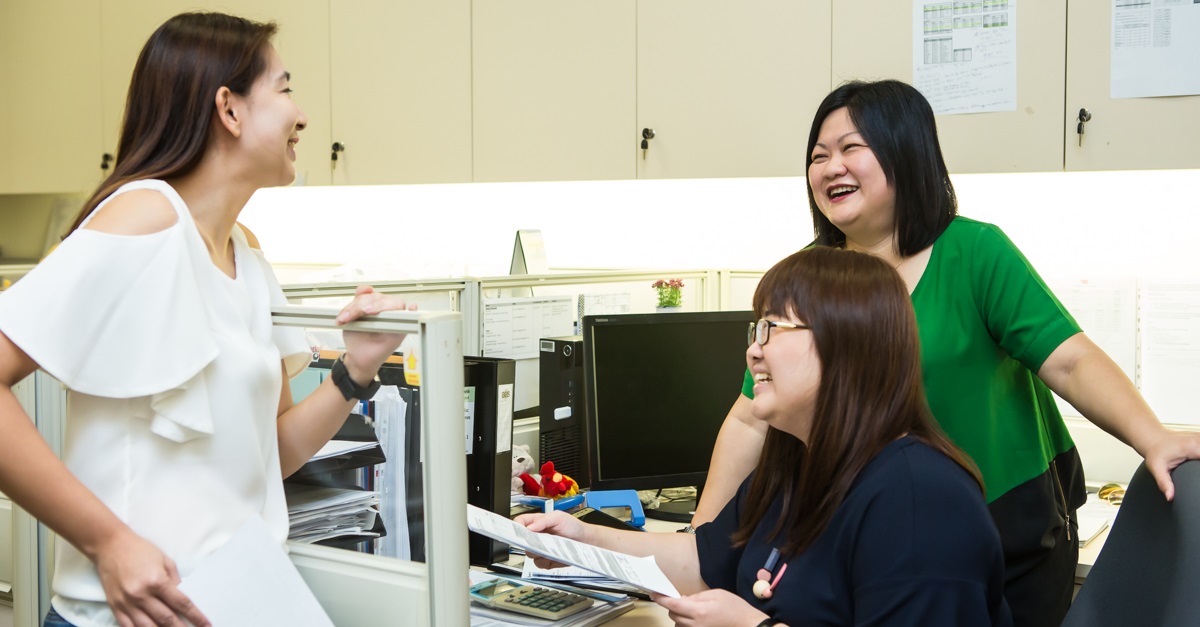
top-left (582, 311), bottom-right (754, 497)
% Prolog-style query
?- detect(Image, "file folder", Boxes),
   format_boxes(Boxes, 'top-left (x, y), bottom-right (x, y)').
top-left (464, 356), bottom-right (517, 565)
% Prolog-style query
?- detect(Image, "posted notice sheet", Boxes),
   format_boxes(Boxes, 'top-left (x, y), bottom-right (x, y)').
top-left (912, 0), bottom-right (1018, 114)
top-left (1111, 0), bottom-right (1200, 99)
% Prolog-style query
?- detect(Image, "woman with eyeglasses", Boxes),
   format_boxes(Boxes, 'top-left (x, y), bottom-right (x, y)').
top-left (518, 247), bottom-right (1010, 626)
top-left (694, 79), bottom-right (1200, 627)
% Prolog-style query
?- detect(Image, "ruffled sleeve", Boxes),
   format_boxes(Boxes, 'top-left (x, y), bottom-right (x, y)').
top-left (0, 224), bottom-right (218, 400)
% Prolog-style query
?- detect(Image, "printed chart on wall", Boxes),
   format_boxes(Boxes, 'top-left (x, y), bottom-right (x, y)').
top-left (1111, 0), bottom-right (1200, 99)
top-left (912, 0), bottom-right (1017, 114)
top-left (1138, 280), bottom-right (1200, 427)
top-left (482, 296), bottom-right (575, 360)
top-left (1047, 277), bottom-right (1138, 418)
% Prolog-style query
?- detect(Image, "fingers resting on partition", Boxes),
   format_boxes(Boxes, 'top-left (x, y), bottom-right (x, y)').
top-left (335, 285), bottom-right (418, 325)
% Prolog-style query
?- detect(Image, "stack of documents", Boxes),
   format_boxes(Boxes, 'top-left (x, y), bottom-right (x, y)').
top-left (284, 483), bottom-right (381, 544)
top-left (465, 504), bottom-right (680, 598)
top-left (309, 439), bottom-right (379, 461)
top-left (1076, 495), bottom-right (1119, 548)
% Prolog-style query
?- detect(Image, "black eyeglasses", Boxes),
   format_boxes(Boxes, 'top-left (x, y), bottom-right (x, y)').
top-left (747, 318), bottom-right (809, 346)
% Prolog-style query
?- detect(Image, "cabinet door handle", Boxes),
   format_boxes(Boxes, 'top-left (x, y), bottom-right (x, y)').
top-left (100, 152), bottom-right (114, 171)
top-left (1076, 109), bottom-right (1092, 147)
top-left (331, 142), bottom-right (346, 161)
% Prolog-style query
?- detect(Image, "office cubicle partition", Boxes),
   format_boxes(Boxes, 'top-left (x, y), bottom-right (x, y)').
top-left (272, 307), bottom-right (467, 627)
top-left (8, 307), bottom-right (468, 627)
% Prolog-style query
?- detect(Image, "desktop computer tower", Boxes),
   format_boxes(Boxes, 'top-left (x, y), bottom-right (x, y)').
top-left (538, 336), bottom-right (589, 488)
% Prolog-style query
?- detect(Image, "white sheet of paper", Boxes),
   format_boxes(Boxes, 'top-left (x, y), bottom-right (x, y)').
top-left (911, 0), bottom-right (1018, 114)
top-left (466, 504), bottom-right (680, 597)
top-left (179, 517), bottom-right (334, 627)
top-left (1111, 0), bottom-right (1200, 98)
top-left (309, 439), bottom-right (377, 461)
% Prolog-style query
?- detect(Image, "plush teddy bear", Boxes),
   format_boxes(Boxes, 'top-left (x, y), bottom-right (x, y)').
top-left (511, 444), bottom-right (536, 494)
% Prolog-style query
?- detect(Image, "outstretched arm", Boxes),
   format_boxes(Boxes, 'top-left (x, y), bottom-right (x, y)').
top-left (1039, 332), bottom-right (1200, 500)
top-left (276, 286), bottom-right (414, 476)
top-left (691, 394), bottom-right (766, 526)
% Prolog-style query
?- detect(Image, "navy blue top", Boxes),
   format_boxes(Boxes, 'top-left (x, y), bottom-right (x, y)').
top-left (695, 436), bottom-right (1011, 626)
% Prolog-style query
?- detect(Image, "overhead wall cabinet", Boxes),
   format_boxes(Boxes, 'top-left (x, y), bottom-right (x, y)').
top-left (472, 0), bottom-right (831, 183)
top-left (832, 0), bottom-right (1199, 173)
top-left (1064, 0), bottom-right (1200, 172)
top-left (328, 0), bottom-right (473, 185)
top-left (0, 0), bottom-right (104, 194)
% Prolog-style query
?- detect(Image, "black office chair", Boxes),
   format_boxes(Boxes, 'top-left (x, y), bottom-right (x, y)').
top-left (1061, 460), bottom-right (1200, 627)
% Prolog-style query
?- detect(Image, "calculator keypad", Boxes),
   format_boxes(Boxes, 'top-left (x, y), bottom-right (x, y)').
top-left (501, 586), bottom-right (591, 619)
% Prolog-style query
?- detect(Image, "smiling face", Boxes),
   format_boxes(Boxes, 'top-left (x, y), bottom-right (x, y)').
top-left (238, 44), bottom-right (307, 186)
top-left (807, 107), bottom-right (895, 243)
top-left (747, 313), bottom-right (821, 444)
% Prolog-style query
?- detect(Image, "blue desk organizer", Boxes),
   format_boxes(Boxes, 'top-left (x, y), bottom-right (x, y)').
top-left (585, 490), bottom-right (645, 527)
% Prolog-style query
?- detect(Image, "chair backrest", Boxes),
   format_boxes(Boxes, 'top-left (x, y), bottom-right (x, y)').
top-left (1061, 460), bottom-right (1200, 627)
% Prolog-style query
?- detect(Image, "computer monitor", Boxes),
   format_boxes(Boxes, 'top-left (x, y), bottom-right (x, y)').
top-left (581, 310), bottom-right (754, 522)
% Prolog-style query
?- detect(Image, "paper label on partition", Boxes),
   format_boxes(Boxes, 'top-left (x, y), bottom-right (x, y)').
top-left (465, 387), bottom-right (476, 456)
top-left (497, 383), bottom-right (514, 453)
top-left (1138, 280), bottom-right (1200, 426)
top-left (482, 296), bottom-right (575, 359)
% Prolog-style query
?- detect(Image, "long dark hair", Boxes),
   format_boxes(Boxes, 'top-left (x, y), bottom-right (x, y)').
top-left (806, 80), bottom-right (957, 256)
top-left (731, 247), bottom-right (980, 555)
top-left (70, 12), bottom-right (277, 234)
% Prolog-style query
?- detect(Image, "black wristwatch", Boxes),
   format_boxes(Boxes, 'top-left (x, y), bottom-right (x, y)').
top-left (331, 354), bottom-right (381, 401)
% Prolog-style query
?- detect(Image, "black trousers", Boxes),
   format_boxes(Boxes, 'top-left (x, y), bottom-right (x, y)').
top-left (989, 448), bottom-right (1086, 627)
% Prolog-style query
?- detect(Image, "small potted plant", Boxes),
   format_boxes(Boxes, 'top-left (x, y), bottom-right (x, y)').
top-left (652, 278), bottom-right (684, 311)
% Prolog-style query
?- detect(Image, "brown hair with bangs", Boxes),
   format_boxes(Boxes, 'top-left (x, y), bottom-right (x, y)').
top-left (69, 12), bottom-right (278, 234)
top-left (730, 246), bottom-right (981, 555)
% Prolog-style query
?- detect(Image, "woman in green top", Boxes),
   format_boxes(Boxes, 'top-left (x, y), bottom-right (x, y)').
top-left (693, 79), bottom-right (1200, 627)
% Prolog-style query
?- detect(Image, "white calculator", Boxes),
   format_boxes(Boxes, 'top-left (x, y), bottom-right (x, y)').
top-left (469, 579), bottom-right (593, 620)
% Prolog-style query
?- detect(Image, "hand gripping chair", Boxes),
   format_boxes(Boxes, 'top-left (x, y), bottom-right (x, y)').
top-left (1061, 460), bottom-right (1200, 627)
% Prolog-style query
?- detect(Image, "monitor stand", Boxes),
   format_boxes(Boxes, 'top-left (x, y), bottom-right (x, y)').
top-left (645, 498), bottom-right (696, 523)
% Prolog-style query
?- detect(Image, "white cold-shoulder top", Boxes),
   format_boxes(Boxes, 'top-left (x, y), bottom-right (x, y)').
top-left (0, 180), bottom-right (309, 626)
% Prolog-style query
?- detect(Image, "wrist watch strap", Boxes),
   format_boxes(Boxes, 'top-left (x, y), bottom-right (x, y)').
top-left (331, 354), bottom-right (381, 401)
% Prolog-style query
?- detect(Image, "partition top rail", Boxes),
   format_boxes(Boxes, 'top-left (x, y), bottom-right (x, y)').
top-left (280, 278), bottom-right (470, 300)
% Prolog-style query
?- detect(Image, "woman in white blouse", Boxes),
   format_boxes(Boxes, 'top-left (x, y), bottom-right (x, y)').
top-left (0, 13), bottom-right (410, 627)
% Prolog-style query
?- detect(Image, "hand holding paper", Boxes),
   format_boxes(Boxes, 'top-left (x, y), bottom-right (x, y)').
top-left (466, 504), bottom-right (680, 598)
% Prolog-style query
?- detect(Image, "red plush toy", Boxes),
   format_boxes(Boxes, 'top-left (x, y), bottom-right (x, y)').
top-left (519, 461), bottom-right (579, 499)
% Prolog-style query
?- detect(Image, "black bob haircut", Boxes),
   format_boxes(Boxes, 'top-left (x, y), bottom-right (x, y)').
top-left (806, 80), bottom-right (957, 256)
